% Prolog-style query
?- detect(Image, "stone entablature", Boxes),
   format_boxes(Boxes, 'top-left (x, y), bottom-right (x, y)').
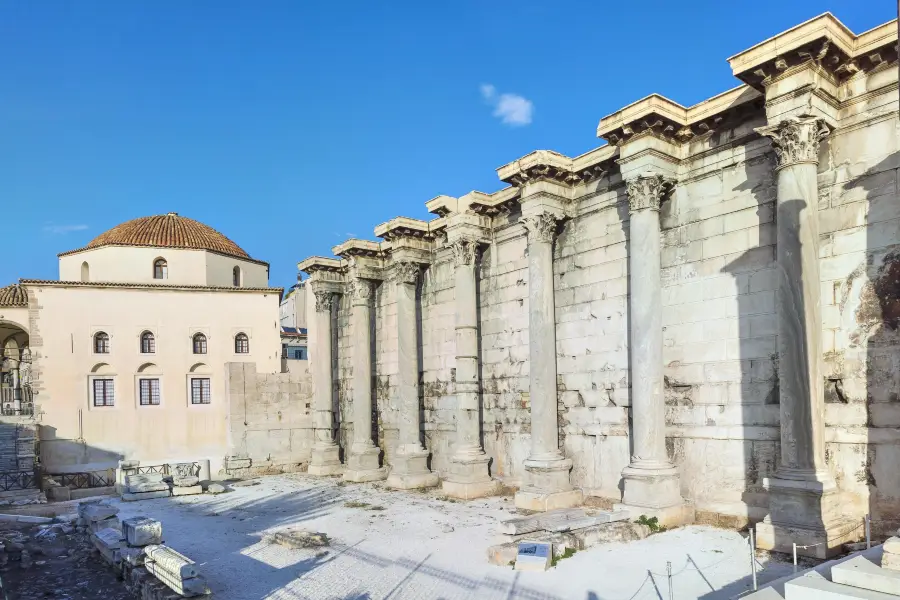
top-left (296, 13), bottom-right (899, 543)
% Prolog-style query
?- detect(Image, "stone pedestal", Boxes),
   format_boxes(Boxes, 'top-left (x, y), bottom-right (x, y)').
top-left (619, 174), bottom-right (684, 521)
top-left (753, 116), bottom-right (846, 557)
top-left (385, 262), bottom-right (438, 490)
top-left (307, 289), bottom-right (343, 476)
top-left (442, 238), bottom-right (497, 499)
top-left (514, 212), bottom-right (581, 511)
top-left (343, 278), bottom-right (387, 483)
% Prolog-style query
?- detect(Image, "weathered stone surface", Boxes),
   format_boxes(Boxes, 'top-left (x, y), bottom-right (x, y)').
top-left (122, 517), bottom-right (162, 547)
top-left (171, 485), bottom-right (203, 497)
top-left (125, 473), bottom-right (164, 488)
top-left (128, 482), bottom-right (170, 494)
top-left (120, 546), bottom-right (145, 566)
top-left (80, 503), bottom-right (119, 522)
top-left (487, 521), bottom-right (650, 566)
top-left (144, 544), bottom-right (198, 579)
top-left (206, 483), bottom-right (225, 494)
top-left (833, 555), bottom-right (900, 595)
top-left (122, 490), bottom-right (170, 502)
top-left (272, 528), bottom-right (329, 549)
top-left (173, 475), bottom-right (200, 487)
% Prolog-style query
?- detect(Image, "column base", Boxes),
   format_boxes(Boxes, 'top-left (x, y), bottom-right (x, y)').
top-left (385, 448), bottom-right (438, 490)
top-left (307, 444), bottom-right (343, 476)
top-left (441, 453), bottom-right (498, 499)
top-left (755, 471), bottom-right (855, 558)
top-left (621, 462), bottom-right (683, 510)
top-left (614, 503), bottom-right (693, 529)
top-left (343, 446), bottom-right (386, 483)
top-left (514, 455), bottom-right (581, 511)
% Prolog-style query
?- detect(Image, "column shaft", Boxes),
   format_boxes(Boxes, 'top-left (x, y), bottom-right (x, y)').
top-left (620, 173), bottom-right (682, 519)
top-left (442, 238), bottom-right (495, 499)
top-left (344, 278), bottom-right (385, 482)
top-left (308, 290), bottom-right (343, 475)
top-left (514, 212), bottom-right (580, 511)
top-left (753, 116), bottom-right (843, 558)
top-left (385, 262), bottom-right (438, 489)
top-left (774, 162), bottom-right (828, 475)
top-left (628, 208), bottom-right (667, 467)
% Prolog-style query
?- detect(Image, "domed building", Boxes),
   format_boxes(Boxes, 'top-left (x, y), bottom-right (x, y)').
top-left (0, 213), bottom-right (283, 481)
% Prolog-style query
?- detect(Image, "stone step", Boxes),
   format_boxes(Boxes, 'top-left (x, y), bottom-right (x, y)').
top-left (832, 555), bottom-right (900, 596)
top-left (785, 572), bottom-right (899, 600)
top-left (497, 508), bottom-right (585, 535)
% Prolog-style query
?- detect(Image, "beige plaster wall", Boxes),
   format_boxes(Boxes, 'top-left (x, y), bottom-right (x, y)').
top-left (27, 283), bottom-right (281, 474)
top-left (59, 246), bottom-right (268, 287)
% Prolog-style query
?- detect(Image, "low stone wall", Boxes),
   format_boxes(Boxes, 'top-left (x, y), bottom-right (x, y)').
top-left (224, 362), bottom-right (314, 476)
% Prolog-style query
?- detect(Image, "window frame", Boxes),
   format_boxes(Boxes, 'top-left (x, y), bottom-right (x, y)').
top-left (137, 377), bottom-right (161, 407)
top-left (234, 332), bottom-right (249, 354)
top-left (232, 265), bottom-right (242, 287)
top-left (189, 377), bottom-right (212, 405)
top-left (140, 331), bottom-right (156, 354)
top-left (192, 333), bottom-right (208, 355)
top-left (91, 377), bottom-right (115, 407)
top-left (93, 332), bottom-right (110, 354)
top-left (153, 258), bottom-right (168, 280)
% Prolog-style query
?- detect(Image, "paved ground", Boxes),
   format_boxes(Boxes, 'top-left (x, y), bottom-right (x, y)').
top-left (110, 474), bottom-right (797, 600)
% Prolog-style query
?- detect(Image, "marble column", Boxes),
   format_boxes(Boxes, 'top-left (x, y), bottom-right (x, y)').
top-left (619, 173), bottom-right (683, 521)
top-left (514, 212), bottom-right (582, 511)
top-left (754, 116), bottom-right (844, 557)
top-left (442, 238), bottom-right (497, 499)
top-left (344, 277), bottom-right (386, 482)
top-left (308, 289), bottom-right (343, 476)
top-left (385, 261), bottom-right (439, 489)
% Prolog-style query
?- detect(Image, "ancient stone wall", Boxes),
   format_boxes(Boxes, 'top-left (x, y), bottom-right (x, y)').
top-left (302, 18), bottom-right (898, 531)
top-left (224, 362), bottom-right (313, 476)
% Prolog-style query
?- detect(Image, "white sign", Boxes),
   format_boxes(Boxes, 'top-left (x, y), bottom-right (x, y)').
top-left (514, 541), bottom-right (552, 571)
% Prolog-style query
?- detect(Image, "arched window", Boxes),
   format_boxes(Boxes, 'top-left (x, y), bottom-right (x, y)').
top-left (234, 333), bottom-right (249, 354)
top-left (153, 258), bottom-right (168, 280)
top-left (140, 331), bottom-right (155, 354)
top-left (232, 266), bottom-right (242, 287)
top-left (192, 333), bottom-right (207, 355)
top-left (81, 262), bottom-right (90, 282)
top-left (94, 332), bottom-right (110, 354)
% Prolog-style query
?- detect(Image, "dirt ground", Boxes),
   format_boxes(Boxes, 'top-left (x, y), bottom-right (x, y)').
top-left (0, 520), bottom-right (134, 600)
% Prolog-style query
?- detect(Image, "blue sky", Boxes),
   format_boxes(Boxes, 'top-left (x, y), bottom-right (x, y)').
top-left (1, 1), bottom-right (894, 288)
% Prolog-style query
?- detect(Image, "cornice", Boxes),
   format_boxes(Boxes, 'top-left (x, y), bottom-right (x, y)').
top-left (331, 238), bottom-right (388, 259)
top-left (597, 86), bottom-right (762, 147)
top-left (298, 256), bottom-right (344, 275)
top-left (728, 14), bottom-right (898, 91)
top-left (374, 216), bottom-right (433, 241)
top-left (496, 147), bottom-right (615, 188)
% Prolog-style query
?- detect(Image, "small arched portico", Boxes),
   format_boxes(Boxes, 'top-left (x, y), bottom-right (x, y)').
top-left (0, 319), bottom-right (33, 416)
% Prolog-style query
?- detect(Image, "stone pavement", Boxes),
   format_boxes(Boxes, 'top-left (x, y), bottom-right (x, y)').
top-left (109, 474), bottom-right (798, 599)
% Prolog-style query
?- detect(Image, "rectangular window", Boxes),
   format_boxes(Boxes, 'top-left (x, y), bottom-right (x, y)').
top-left (139, 378), bottom-right (161, 406)
top-left (190, 378), bottom-right (211, 405)
top-left (92, 379), bottom-right (115, 407)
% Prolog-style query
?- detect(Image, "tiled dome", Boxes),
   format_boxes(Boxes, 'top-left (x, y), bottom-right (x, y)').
top-left (0, 284), bottom-right (27, 307)
top-left (84, 213), bottom-right (249, 259)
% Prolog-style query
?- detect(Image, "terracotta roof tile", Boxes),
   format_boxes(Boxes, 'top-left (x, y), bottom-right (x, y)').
top-left (0, 284), bottom-right (28, 307)
top-left (59, 213), bottom-right (251, 260)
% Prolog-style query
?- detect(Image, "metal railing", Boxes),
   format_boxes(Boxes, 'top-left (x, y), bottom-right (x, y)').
top-left (0, 471), bottom-right (37, 491)
top-left (48, 471), bottom-right (114, 489)
top-left (130, 462), bottom-right (202, 478)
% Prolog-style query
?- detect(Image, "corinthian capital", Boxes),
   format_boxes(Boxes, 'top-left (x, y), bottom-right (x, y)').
top-left (392, 261), bottom-right (420, 285)
top-left (755, 116), bottom-right (830, 170)
top-left (520, 212), bottom-right (559, 244)
top-left (626, 173), bottom-right (673, 213)
top-left (450, 237), bottom-right (477, 266)
top-left (314, 290), bottom-right (335, 313)
top-left (348, 278), bottom-right (373, 301)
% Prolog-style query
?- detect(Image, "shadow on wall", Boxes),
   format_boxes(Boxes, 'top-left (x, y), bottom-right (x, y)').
top-left (846, 151), bottom-right (900, 537)
top-left (37, 425), bottom-right (124, 472)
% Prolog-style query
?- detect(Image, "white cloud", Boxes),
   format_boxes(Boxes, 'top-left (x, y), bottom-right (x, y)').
top-left (480, 83), bottom-right (533, 127)
top-left (43, 224), bottom-right (88, 234)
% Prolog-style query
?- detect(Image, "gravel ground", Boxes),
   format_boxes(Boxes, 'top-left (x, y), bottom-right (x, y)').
top-left (0, 520), bottom-right (135, 600)
top-left (108, 474), bottom-right (797, 600)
